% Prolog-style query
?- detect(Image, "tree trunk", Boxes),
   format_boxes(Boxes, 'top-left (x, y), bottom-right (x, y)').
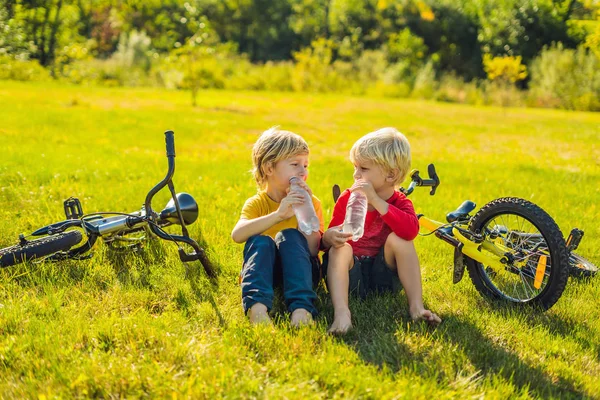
top-left (324, 0), bottom-right (331, 39)
top-left (47, 0), bottom-right (63, 72)
top-left (563, 0), bottom-right (576, 22)
top-left (77, 0), bottom-right (92, 37)
top-left (38, 5), bottom-right (51, 65)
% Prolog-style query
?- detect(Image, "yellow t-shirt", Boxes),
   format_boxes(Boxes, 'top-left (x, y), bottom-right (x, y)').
top-left (240, 191), bottom-right (325, 239)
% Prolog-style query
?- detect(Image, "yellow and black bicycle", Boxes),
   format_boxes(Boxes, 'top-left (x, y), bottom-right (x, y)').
top-left (398, 165), bottom-right (594, 311)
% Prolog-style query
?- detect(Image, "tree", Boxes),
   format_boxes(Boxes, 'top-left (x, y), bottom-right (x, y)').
top-left (0, 0), bottom-right (34, 59)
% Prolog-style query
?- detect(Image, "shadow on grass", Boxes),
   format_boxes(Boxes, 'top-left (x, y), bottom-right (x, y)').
top-left (183, 243), bottom-right (227, 328)
top-left (317, 292), bottom-right (416, 370)
top-left (440, 315), bottom-right (585, 398)
top-left (320, 292), bottom-right (587, 398)
top-left (522, 311), bottom-right (600, 362)
top-left (104, 240), bottom-right (162, 289)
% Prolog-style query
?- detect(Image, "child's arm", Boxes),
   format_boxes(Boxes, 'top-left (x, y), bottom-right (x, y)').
top-left (231, 191), bottom-right (304, 243)
top-left (321, 190), bottom-right (353, 249)
top-left (351, 181), bottom-right (419, 241)
top-left (379, 200), bottom-right (419, 240)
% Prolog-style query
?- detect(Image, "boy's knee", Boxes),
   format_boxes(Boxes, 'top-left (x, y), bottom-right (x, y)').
top-left (245, 235), bottom-right (276, 252)
top-left (385, 233), bottom-right (414, 253)
top-left (328, 243), bottom-right (353, 258)
top-left (275, 228), bottom-right (306, 246)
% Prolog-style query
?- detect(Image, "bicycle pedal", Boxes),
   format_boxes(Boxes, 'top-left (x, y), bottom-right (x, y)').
top-left (44, 251), bottom-right (71, 262)
top-left (566, 228), bottom-right (584, 251)
top-left (64, 197), bottom-right (84, 219)
top-left (71, 253), bottom-right (94, 261)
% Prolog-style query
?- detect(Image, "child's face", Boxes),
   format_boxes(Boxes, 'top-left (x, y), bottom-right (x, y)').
top-left (267, 153), bottom-right (310, 188)
top-left (352, 159), bottom-right (392, 191)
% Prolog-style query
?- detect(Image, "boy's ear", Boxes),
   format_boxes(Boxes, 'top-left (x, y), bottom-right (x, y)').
top-left (386, 168), bottom-right (399, 182)
top-left (264, 161), bottom-right (274, 176)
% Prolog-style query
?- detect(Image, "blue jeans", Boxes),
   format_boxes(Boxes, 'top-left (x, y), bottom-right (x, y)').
top-left (241, 228), bottom-right (318, 316)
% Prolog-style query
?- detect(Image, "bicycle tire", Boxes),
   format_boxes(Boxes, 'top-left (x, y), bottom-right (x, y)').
top-left (569, 252), bottom-right (598, 278)
top-left (0, 231), bottom-right (83, 268)
top-left (464, 197), bottom-right (570, 311)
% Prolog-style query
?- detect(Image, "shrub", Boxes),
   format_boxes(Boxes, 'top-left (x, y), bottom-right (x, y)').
top-left (113, 30), bottom-right (154, 73)
top-left (483, 54), bottom-right (528, 84)
top-left (355, 49), bottom-right (387, 89)
top-left (435, 73), bottom-right (484, 105)
top-left (412, 60), bottom-right (438, 99)
top-left (0, 56), bottom-right (50, 81)
top-left (529, 43), bottom-right (600, 111)
top-left (482, 80), bottom-right (525, 107)
top-left (291, 38), bottom-right (338, 92)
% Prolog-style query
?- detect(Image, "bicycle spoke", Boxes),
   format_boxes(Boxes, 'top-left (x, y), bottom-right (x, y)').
top-left (480, 212), bottom-right (551, 302)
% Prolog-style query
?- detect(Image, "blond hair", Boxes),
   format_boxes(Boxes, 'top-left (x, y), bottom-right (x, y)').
top-left (350, 127), bottom-right (411, 186)
top-left (252, 126), bottom-right (309, 189)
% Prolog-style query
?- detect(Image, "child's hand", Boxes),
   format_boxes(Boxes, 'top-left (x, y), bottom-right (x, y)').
top-left (350, 179), bottom-right (378, 204)
top-left (276, 190), bottom-right (304, 220)
top-left (291, 178), bottom-right (313, 197)
top-left (324, 225), bottom-right (353, 248)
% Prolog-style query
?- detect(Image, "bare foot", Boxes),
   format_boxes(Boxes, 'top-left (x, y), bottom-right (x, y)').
top-left (290, 308), bottom-right (313, 327)
top-left (410, 308), bottom-right (441, 326)
top-left (248, 303), bottom-right (272, 325)
top-left (327, 308), bottom-right (353, 335)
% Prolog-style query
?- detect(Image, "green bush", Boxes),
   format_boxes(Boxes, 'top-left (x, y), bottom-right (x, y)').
top-left (0, 56), bottom-right (50, 81)
top-left (291, 38), bottom-right (338, 92)
top-left (355, 50), bottom-right (387, 90)
top-left (529, 43), bottom-right (600, 111)
top-left (60, 58), bottom-right (157, 87)
top-left (435, 74), bottom-right (484, 105)
top-left (482, 80), bottom-right (525, 108)
top-left (412, 60), bottom-right (438, 99)
top-left (367, 81), bottom-right (412, 99)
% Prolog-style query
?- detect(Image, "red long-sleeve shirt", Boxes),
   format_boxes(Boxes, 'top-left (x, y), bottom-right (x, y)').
top-left (328, 189), bottom-right (419, 257)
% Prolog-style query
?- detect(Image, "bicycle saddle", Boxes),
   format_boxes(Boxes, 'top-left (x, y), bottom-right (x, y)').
top-left (446, 200), bottom-right (476, 223)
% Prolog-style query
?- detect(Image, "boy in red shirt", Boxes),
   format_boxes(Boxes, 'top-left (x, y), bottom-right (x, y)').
top-left (321, 127), bottom-right (441, 334)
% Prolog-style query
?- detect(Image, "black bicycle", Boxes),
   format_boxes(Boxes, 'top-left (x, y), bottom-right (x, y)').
top-left (0, 130), bottom-right (216, 278)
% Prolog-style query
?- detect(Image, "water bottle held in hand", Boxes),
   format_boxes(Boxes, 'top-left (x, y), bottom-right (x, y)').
top-left (343, 190), bottom-right (368, 241)
top-left (289, 177), bottom-right (320, 235)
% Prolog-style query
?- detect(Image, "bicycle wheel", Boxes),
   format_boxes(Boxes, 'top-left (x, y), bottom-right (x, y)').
top-left (464, 197), bottom-right (570, 310)
top-left (569, 252), bottom-right (598, 278)
top-left (0, 231), bottom-right (83, 268)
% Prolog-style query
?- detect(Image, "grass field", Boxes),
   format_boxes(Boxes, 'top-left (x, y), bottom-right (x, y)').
top-left (0, 80), bottom-right (599, 399)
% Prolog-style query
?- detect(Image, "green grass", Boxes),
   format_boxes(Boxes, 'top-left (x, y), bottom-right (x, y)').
top-left (1, 80), bottom-right (599, 399)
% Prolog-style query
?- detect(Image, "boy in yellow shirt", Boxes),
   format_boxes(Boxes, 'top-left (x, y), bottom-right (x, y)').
top-left (231, 127), bottom-right (324, 326)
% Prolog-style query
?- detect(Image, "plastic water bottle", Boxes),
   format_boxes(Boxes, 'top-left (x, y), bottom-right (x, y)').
top-left (343, 191), bottom-right (368, 241)
top-left (289, 177), bottom-right (320, 235)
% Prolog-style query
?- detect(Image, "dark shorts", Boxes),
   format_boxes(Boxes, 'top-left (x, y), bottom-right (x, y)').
top-left (322, 247), bottom-right (402, 299)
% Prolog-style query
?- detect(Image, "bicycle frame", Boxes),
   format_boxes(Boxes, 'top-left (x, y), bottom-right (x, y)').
top-left (22, 131), bottom-right (215, 277)
top-left (418, 216), bottom-right (507, 271)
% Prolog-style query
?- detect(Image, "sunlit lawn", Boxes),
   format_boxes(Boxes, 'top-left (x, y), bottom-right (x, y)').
top-left (0, 80), bottom-right (599, 398)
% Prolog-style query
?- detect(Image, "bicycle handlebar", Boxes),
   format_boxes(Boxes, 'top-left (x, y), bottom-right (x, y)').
top-left (144, 130), bottom-right (176, 215)
top-left (141, 131), bottom-right (216, 276)
top-left (165, 130), bottom-right (176, 157)
top-left (403, 163), bottom-right (440, 196)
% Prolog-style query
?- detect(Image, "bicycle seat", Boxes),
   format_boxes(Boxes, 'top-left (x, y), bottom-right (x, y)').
top-left (332, 184), bottom-right (341, 203)
top-left (446, 200), bottom-right (476, 223)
